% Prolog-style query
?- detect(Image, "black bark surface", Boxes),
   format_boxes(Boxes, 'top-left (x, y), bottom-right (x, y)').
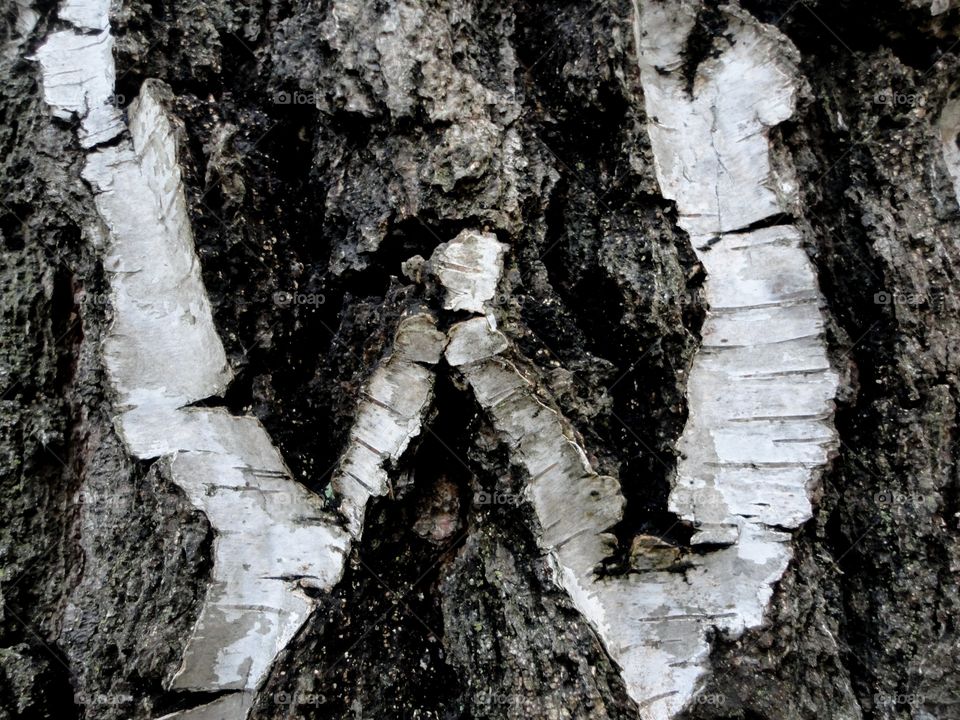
top-left (2, 1), bottom-right (960, 719)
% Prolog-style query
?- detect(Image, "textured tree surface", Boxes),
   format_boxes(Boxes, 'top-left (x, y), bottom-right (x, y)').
top-left (2, 0), bottom-right (960, 719)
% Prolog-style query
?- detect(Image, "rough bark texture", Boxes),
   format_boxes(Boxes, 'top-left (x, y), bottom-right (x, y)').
top-left (2, 0), bottom-right (960, 719)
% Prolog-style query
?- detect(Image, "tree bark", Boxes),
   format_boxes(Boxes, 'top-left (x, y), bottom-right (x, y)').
top-left (2, 0), bottom-right (960, 719)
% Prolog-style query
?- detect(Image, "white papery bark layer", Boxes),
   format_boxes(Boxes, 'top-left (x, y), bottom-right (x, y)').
top-left (329, 231), bottom-right (507, 539)
top-left (939, 98), bottom-right (960, 207)
top-left (331, 312), bottom-right (445, 538)
top-left (433, 7), bottom-right (840, 720)
top-left (429, 229), bottom-right (508, 314)
top-left (36, 5), bottom-right (351, 718)
top-left (616, 3), bottom-right (839, 716)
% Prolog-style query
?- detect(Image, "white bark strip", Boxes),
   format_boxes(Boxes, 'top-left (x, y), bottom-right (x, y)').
top-left (429, 6), bottom-right (839, 720)
top-left (445, 316), bottom-right (508, 367)
top-left (58, 0), bottom-right (111, 30)
top-left (83, 84), bottom-right (234, 414)
top-left (329, 232), bottom-right (506, 538)
top-left (939, 97), bottom-right (960, 207)
top-left (634, 1), bottom-right (800, 238)
top-left (450, 324), bottom-right (814, 720)
top-left (331, 311), bottom-right (445, 538)
top-left (35, 4), bottom-right (351, 717)
top-left (457, 351), bottom-right (625, 617)
top-left (33, 28), bottom-right (123, 147)
top-left (625, 2), bottom-right (840, 716)
top-left (429, 229), bottom-right (508, 314)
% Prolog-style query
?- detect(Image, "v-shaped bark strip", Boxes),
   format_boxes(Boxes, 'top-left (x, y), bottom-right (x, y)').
top-left (416, 7), bottom-right (840, 720)
top-left (35, 4), bottom-right (350, 718)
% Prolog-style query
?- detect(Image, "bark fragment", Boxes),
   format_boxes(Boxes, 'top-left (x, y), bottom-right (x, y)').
top-left (939, 97), bottom-right (960, 206)
top-left (331, 311), bottom-right (443, 538)
top-left (625, 2), bottom-right (840, 716)
top-left (428, 229), bottom-right (509, 314)
top-left (33, 28), bottom-right (123, 147)
top-left (34, 6), bottom-right (351, 716)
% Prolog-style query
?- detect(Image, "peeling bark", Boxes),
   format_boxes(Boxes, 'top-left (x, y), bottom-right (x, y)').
top-left (4, 0), bottom-right (960, 719)
top-left (331, 311), bottom-right (443, 538)
top-left (33, 6), bottom-right (351, 716)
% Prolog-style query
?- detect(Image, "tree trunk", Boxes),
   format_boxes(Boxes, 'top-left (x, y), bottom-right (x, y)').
top-left (2, 0), bottom-right (960, 719)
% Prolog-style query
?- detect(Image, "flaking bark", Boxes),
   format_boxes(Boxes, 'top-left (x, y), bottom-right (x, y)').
top-left (2, 1), bottom-right (960, 719)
